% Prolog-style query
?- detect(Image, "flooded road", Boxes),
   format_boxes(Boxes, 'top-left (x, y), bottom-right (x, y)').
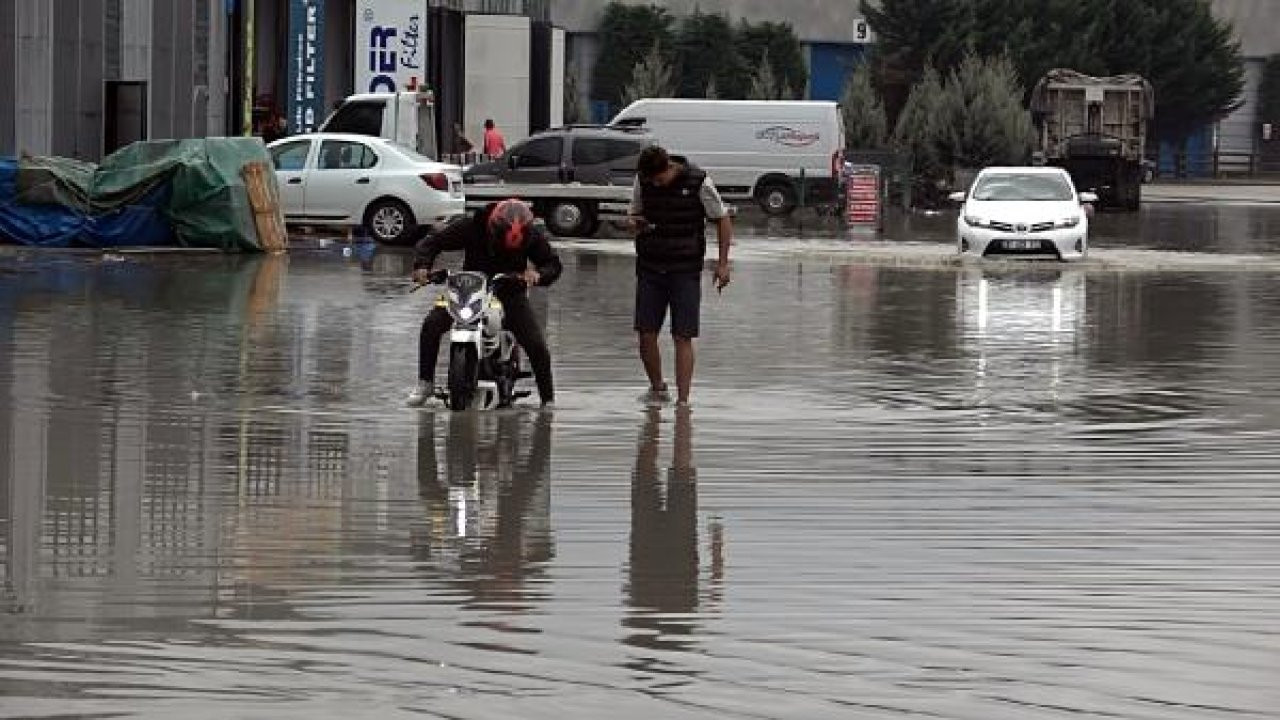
top-left (4, 219), bottom-right (1280, 718)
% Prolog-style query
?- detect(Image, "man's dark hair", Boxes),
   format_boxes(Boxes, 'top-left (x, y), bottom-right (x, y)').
top-left (637, 145), bottom-right (671, 180)
top-left (484, 119), bottom-right (495, 129)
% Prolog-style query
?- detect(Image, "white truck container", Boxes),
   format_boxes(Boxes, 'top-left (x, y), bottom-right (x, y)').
top-left (320, 90), bottom-right (439, 160)
top-left (610, 99), bottom-right (844, 215)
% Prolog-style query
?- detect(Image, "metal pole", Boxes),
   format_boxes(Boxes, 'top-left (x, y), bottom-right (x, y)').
top-left (242, 0), bottom-right (254, 136)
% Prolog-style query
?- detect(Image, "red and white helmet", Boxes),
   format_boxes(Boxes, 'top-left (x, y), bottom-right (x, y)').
top-left (488, 198), bottom-right (535, 250)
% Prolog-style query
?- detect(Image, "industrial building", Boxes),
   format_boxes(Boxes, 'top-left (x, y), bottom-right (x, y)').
top-left (1, 0), bottom-right (1276, 173)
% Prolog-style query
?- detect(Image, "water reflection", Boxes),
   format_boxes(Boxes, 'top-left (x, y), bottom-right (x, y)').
top-left (623, 407), bottom-right (722, 667)
top-left (414, 412), bottom-right (554, 614)
top-left (956, 266), bottom-right (1086, 412)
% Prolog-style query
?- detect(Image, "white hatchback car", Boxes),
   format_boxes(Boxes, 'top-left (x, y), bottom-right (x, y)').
top-left (951, 167), bottom-right (1097, 261)
top-left (267, 133), bottom-right (465, 244)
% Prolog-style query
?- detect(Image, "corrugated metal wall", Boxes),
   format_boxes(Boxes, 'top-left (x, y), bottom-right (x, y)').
top-left (4, 0), bottom-right (227, 160)
top-left (0, 0), bottom-right (15, 155)
top-left (15, 0), bottom-right (53, 156)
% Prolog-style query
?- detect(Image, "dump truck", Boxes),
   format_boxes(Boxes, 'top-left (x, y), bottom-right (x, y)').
top-left (1030, 69), bottom-right (1154, 211)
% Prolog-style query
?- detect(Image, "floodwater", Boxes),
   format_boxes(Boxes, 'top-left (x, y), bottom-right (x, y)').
top-left (4, 203), bottom-right (1280, 718)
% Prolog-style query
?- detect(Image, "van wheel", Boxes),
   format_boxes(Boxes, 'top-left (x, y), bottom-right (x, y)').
top-left (365, 199), bottom-right (417, 245)
top-left (756, 182), bottom-right (797, 216)
top-left (546, 201), bottom-right (597, 237)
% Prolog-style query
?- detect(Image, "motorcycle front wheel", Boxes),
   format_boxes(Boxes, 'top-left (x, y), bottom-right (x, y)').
top-left (448, 344), bottom-right (478, 411)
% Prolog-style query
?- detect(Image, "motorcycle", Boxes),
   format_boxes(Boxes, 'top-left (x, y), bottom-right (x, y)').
top-left (423, 269), bottom-right (532, 411)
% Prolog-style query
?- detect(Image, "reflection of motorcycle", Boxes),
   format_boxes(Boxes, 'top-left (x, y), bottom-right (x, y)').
top-left (423, 269), bottom-right (532, 411)
top-left (414, 412), bottom-right (554, 583)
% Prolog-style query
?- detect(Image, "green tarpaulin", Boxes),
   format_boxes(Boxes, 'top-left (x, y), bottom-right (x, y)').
top-left (14, 138), bottom-right (274, 252)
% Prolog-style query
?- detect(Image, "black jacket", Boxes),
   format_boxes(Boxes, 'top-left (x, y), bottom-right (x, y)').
top-left (636, 161), bottom-right (708, 274)
top-left (413, 208), bottom-right (562, 287)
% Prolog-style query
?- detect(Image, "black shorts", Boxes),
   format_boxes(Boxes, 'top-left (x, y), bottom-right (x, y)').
top-left (634, 268), bottom-right (702, 338)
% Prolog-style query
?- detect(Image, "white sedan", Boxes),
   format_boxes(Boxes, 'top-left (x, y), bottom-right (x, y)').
top-left (951, 167), bottom-right (1097, 261)
top-left (267, 133), bottom-right (465, 244)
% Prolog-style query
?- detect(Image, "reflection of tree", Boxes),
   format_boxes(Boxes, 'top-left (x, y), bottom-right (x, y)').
top-left (834, 266), bottom-right (959, 362)
top-left (624, 407), bottom-right (702, 658)
top-left (1087, 274), bottom-right (1225, 371)
top-left (414, 412), bottom-right (554, 613)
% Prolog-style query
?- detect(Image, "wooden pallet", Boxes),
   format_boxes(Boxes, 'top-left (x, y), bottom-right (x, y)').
top-left (241, 161), bottom-right (288, 253)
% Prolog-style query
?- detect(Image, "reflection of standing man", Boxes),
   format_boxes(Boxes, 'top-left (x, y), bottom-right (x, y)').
top-left (624, 407), bottom-right (699, 653)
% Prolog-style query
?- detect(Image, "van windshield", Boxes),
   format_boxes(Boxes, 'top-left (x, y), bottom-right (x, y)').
top-left (322, 101), bottom-right (384, 137)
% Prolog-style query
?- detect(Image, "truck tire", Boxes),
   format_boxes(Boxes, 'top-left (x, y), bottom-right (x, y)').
top-left (546, 201), bottom-right (598, 237)
top-left (756, 181), bottom-right (798, 216)
top-left (364, 199), bottom-right (418, 245)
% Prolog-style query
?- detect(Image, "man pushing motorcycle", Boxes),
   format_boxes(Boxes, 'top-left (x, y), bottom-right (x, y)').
top-left (407, 199), bottom-right (562, 408)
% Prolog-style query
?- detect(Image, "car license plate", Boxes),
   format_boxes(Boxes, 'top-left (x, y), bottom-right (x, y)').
top-left (1003, 239), bottom-right (1040, 251)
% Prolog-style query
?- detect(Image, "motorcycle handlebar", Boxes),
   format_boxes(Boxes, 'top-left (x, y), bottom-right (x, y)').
top-left (410, 269), bottom-right (527, 293)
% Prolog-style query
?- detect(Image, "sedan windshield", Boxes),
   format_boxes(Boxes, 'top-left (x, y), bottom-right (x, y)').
top-left (972, 173), bottom-right (1074, 201)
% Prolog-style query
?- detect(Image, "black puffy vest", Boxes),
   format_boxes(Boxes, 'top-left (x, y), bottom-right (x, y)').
top-left (636, 164), bottom-right (707, 273)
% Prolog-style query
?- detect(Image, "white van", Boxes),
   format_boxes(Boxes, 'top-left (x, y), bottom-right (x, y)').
top-left (320, 91), bottom-right (439, 160)
top-left (610, 99), bottom-right (844, 215)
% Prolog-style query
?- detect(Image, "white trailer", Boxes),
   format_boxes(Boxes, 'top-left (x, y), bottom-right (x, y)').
top-left (463, 182), bottom-right (634, 236)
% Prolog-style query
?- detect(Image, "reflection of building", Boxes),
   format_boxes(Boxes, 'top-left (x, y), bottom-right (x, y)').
top-left (0, 255), bottom-right (420, 629)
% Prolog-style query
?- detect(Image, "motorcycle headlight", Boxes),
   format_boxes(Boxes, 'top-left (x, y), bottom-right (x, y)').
top-left (1056, 216), bottom-right (1081, 228)
top-left (964, 214), bottom-right (989, 228)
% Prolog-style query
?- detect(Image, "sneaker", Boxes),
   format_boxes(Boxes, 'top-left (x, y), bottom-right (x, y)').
top-left (639, 384), bottom-right (672, 405)
top-left (406, 380), bottom-right (433, 407)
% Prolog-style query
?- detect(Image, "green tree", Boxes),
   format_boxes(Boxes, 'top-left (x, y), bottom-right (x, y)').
top-left (940, 53), bottom-right (1035, 167)
top-left (736, 21), bottom-right (808, 99)
top-left (675, 11), bottom-right (745, 99)
top-left (1120, 0), bottom-right (1244, 144)
top-left (894, 65), bottom-right (950, 205)
top-left (705, 76), bottom-right (720, 100)
top-left (841, 62), bottom-right (888, 150)
top-left (591, 3), bottom-right (675, 108)
top-left (746, 50), bottom-right (783, 100)
top-left (864, 0), bottom-right (1245, 145)
top-left (621, 43), bottom-right (677, 107)
top-left (860, 0), bottom-right (973, 113)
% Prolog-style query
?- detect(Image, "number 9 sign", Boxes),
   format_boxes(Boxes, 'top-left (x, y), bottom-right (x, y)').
top-left (852, 18), bottom-right (874, 44)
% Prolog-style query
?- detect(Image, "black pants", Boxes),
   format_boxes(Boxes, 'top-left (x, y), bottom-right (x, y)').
top-left (419, 291), bottom-right (554, 403)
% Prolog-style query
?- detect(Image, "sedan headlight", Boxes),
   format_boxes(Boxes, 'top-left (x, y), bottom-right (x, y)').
top-left (963, 214), bottom-right (990, 228)
top-left (1056, 216), bottom-right (1082, 228)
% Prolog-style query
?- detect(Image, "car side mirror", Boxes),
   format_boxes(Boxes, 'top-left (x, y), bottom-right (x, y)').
top-left (948, 191), bottom-right (966, 203)
top-left (1079, 191), bottom-right (1098, 204)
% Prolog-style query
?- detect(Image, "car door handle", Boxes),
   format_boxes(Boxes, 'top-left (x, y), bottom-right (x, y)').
top-left (356, 177), bottom-right (371, 184)
top-left (287, 177), bottom-right (302, 185)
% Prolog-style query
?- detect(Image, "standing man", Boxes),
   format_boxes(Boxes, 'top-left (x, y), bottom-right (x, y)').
top-left (483, 119), bottom-right (507, 157)
top-left (629, 145), bottom-right (732, 406)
